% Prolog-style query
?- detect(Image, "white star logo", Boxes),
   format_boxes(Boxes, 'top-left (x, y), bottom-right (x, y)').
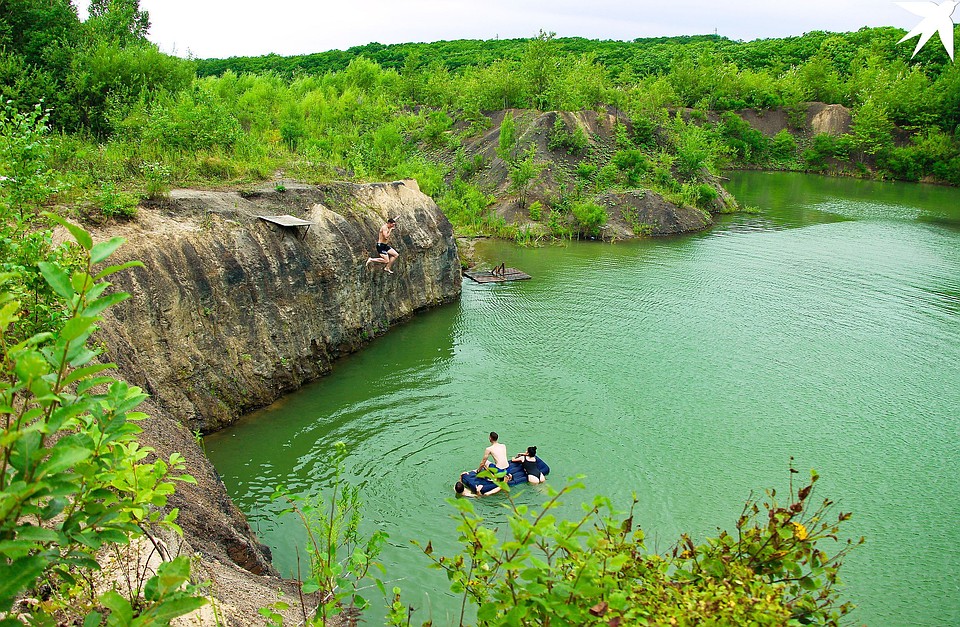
top-left (897, 1), bottom-right (958, 61)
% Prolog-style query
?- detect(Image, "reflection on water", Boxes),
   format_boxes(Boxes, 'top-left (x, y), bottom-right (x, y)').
top-left (206, 172), bottom-right (960, 626)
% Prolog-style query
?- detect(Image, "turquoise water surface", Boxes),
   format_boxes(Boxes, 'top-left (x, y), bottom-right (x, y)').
top-left (206, 172), bottom-right (960, 625)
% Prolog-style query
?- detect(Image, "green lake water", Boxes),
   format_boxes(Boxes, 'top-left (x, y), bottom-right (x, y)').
top-left (205, 171), bottom-right (960, 625)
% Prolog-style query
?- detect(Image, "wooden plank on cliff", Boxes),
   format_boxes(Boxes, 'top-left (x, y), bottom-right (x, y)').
top-left (463, 263), bottom-right (531, 283)
top-left (257, 215), bottom-right (313, 239)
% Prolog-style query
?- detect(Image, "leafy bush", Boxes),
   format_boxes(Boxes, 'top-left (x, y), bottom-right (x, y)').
top-left (688, 182), bottom-right (719, 209)
top-left (275, 443), bottom-right (390, 625)
top-left (0, 102), bottom-right (56, 224)
top-left (771, 129), bottom-right (798, 160)
top-left (420, 470), bottom-right (860, 626)
top-left (528, 200), bottom-right (543, 221)
top-left (548, 115), bottom-right (588, 155)
top-left (717, 111), bottom-right (769, 163)
top-left (571, 200), bottom-right (607, 236)
top-left (802, 134), bottom-right (851, 170)
top-left (611, 149), bottom-right (649, 186)
top-left (438, 180), bottom-right (496, 233)
top-left (142, 86), bottom-right (242, 152)
top-left (94, 181), bottom-right (139, 219)
top-left (141, 161), bottom-right (171, 199)
top-left (390, 157), bottom-right (448, 197)
top-left (0, 214), bottom-right (204, 622)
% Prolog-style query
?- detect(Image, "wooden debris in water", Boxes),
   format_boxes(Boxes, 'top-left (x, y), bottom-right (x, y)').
top-left (463, 263), bottom-right (531, 283)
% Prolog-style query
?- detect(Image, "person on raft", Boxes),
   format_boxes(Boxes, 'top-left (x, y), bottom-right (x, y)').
top-left (511, 446), bottom-right (545, 484)
top-left (365, 217), bottom-right (399, 274)
top-left (477, 431), bottom-right (509, 476)
top-left (455, 475), bottom-right (501, 497)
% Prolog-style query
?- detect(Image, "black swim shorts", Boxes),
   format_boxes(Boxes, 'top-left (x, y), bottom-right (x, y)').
top-left (376, 243), bottom-right (394, 254)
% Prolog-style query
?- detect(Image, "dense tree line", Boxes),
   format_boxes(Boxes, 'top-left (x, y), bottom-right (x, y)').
top-left (2, 4), bottom-right (958, 232)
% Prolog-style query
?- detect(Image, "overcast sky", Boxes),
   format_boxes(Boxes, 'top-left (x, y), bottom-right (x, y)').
top-left (72, 1), bottom-right (937, 59)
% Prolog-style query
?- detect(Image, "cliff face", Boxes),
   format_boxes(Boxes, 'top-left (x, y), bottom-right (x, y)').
top-left (86, 179), bottom-right (460, 623)
top-left (98, 180), bottom-right (461, 434)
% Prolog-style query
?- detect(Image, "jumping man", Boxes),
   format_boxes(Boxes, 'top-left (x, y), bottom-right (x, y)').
top-left (366, 218), bottom-right (399, 274)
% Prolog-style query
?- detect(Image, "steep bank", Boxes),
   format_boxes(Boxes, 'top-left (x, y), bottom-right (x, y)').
top-left (89, 179), bottom-right (460, 623)
top-left (97, 180), bottom-right (461, 433)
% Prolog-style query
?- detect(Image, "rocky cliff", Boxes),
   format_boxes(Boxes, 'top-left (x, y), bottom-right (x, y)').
top-left (87, 179), bottom-right (461, 623)
top-left (97, 179), bottom-right (461, 433)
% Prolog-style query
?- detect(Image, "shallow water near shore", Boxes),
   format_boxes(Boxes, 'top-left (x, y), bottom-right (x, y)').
top-left (205, 171), bottom-right (960, 625)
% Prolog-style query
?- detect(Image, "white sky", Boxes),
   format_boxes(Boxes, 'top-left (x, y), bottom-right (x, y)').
top-left (72, 1), bottom-right (939, 59)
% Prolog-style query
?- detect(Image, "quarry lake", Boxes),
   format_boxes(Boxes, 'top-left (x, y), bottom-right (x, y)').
top-left (205, 171), bottom-right (960, 625)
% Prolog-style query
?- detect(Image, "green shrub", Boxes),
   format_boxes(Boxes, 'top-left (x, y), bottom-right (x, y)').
top-left (548, 115), bottom-right (588, 155)
top-left (275, 443), bottom-right (389, 625)
top-left (142, 86), bottom-right (242, 152)
top-left (420, 471), bottom-right (860, 626)
top-left (438, 180), bottom-right (496, 233)
top-left (689, 182), bottom-right (719, 209)
top-left (420, 109), bottom-right (454, 147)
top-left (528, 200), bottom-right (543, 221)
top-left (717, 111), bottom-right (769, 163)
top-left (771, 129), bottom-right (798, 160)
top-left (611, 149), bottom-right (649, 186)
top-left (571, 200), bottom-right (607, 236)
top-left (0, 214), bottom-right (205, 622)
top-left (575, 162), bottom-right (597, 180)
top-left (141, 161), bottom-right (171, 199)
top-left (630, 116), bottom-right (657, 148)
top-left (390, 157), bottom-right (448, 197)
top-left (94, 181), bottom-right (139, 219)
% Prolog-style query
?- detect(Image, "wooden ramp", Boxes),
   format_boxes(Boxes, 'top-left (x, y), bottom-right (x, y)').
top-left (464, 263), bottom-right (531, 283)
top-left (257, 214), bottom-right (313, 239)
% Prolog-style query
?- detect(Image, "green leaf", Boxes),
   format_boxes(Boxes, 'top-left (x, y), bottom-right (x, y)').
top-left (0, 555), bottom-right (49, 611)
top-left (62, 363), bottom-right (116, 387)
top-left (142, 597), bottom-right (208, 622)
top-left (0, 300), bottom-right (21, 334)
top-left (14, 526), bottom-right (60, 544)
top-left (60, 316), bottom-right (98, 343)
top-left (83, 292), bottom-right (130, 318)
top-left (90, 237), bottom-right (126, 265)
top-left (36, 445), bottom-right (92, 478)
top-left (45, 212), bottom-right (93, 250)
top-left (100, 590), bottom-right (133, 627)
top-left (95, 260), bottom-right (144, 281)
top-left (37, 262), bottom-right (73, 299)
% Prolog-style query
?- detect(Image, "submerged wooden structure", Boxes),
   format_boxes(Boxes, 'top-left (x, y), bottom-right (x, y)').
top-left (463, 263), bottom-right (531, 283)
top-left (257, 214), bottom-right (313, 239)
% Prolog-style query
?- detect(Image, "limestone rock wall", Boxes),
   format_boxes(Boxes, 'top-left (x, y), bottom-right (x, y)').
top-left (96, 179), bottom-right (461, 434)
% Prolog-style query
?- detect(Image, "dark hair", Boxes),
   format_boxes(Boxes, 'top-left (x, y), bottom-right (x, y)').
top-left (387, 218), bottom-right (397, 224)
top-left (489, 432), bottom-right (498, 441)
top-left (455, 481), bottom-right (465, 494)
top-left (527, 446), bottom-right (537, 457)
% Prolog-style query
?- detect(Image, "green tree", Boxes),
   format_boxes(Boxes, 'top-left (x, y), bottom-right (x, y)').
top-left (520, 31), bottom-right (559, 110)
top-left (85, 0), bottom-right (150, 45)
top-left (509, 146), bottom-right (542, 210)
top-left (851, 98), bottom-right (895, 156)
top-left (497, 111), bottom-right (517, 162)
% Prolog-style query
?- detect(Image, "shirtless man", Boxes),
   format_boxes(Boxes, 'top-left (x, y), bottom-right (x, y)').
top-left (478, 431), bottom-right (509, 474)
top-left (365, 218), bottom-right (399, 274)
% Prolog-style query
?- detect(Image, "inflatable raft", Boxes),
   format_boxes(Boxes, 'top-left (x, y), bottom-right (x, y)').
top-left (459, 457), bottom-right (550, 494)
